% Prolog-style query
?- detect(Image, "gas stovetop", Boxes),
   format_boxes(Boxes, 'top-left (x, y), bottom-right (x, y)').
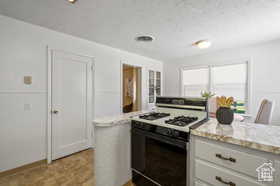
top-left (138, 112), bottom-right (199, 127)
top-left (132, 97), bottom-right (208, 132)
top-left (132, 110), bottom-right (206, 133)
top-left (165, 116), bottom-right (198, 127)
top-left (139, 112), bottom-right (170, 120)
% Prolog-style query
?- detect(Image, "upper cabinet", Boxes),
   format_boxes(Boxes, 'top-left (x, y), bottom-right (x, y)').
top-left (149, 70), bottom-right (161, 103)
top-left (156, 71), bottom-right (161, 96)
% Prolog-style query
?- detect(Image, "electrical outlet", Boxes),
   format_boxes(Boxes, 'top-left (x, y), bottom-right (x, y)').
top-left (24, 104), bottom-right (31, 111)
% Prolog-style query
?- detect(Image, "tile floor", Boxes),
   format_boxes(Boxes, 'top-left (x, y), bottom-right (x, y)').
top-left (0, 149), bottom-right (94, 186)
top-left (0, 149), bottom-right (135, 186)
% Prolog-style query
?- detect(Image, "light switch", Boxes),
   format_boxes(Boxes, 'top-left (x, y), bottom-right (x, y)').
top-left (24, 76), bottom-right (32, 85)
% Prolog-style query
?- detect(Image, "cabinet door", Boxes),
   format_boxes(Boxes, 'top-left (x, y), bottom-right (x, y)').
top-left (156, 71), bottom-right (161, 96)
top-left (195, 159), bottom-right (266, 186)
top-left (195, 139), bottom-right (268, 178)
top-left (149, 70), bottom-right (155, 103)
top-left (148, 70), bottom-right (161, 104)
top-left (195, 180), bottom-right (210, 186)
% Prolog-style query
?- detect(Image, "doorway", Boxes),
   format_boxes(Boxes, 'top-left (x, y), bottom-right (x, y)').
top-left (122, 64), bottom-right (142, 113)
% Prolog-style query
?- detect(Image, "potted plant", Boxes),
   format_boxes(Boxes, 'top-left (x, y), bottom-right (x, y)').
top-left (201, 91), bottom-right (215, 117)
top-left (216, 96), bottom-right (234, 124)
top-left (201, 91), bottom-right (215, 99)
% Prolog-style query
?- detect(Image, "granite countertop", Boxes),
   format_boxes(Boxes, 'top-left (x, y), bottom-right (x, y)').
top-left (191, 119), bottom-right (280, 155)
top-left (93, 110), bottom-right (150, 127)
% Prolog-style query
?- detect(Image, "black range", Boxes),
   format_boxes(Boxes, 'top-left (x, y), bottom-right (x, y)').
top-left (131, 96), bottom-right (208, 186)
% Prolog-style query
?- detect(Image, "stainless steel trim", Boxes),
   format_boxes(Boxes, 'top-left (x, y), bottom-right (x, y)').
top-left (156, 96), bottom-right (207, 101)
top-left (186, 142), bottom-right (189, 151)
top-left (132, 168), bottom-right (162, 186)
top-left (156, 103), bottom-right (205, 110)
top-left (186, 142), bottom-right (190, 186)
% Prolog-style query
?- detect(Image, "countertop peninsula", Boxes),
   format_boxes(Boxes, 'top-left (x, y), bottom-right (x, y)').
top-left (191, 119), bottom-right (280, 155)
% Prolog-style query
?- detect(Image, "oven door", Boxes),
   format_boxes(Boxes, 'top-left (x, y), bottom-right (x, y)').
top-left (131, 128), bottom-right (187, 186)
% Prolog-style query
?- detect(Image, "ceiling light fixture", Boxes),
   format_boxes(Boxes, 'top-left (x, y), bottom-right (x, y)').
top-left (193, 40), bottom-right (211, 49)
top-left (68, 0), bottom-right (77, 4)
top-left (135, 35), bottom-right (154, 42)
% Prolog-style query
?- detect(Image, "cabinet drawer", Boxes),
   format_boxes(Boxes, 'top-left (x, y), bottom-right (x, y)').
top-left (195, 139), bottom-right (267, 177)
top-left (195, 180), bottom-right (210, 186)
top-left (195, 159), bottom-right (266, 186)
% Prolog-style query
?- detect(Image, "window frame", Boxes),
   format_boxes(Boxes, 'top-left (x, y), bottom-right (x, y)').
top-left (180, 60), bottom-right (252, 114)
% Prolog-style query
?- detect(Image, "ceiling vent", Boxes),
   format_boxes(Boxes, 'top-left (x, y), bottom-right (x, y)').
top-left (135, 35), bottom-right (154, 42)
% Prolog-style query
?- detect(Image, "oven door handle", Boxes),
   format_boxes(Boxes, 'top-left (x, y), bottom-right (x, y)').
top-left (132, 128), bottom-right (187, 150)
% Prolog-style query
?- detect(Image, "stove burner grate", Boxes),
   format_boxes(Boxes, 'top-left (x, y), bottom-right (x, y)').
top-left (139, 112), bottom-right (170, 121)
top-left (165, 116), bottom-right (198, 127)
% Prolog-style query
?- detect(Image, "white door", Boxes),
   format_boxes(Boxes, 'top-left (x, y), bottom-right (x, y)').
top-left (51, 50), bottom-right (92, 160)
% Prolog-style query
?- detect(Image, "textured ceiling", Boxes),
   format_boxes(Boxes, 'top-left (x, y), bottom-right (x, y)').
top-left (1, 0), bottom-right (280, 61)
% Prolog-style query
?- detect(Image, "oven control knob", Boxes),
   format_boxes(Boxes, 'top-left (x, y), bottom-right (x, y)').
top-left (167, 129), bottom-right (172, 135)
top-left (173, 130), bottom-right (179, 137)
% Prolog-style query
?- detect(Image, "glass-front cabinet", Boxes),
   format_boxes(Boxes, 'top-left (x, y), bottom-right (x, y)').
top-left (156, 71), bottom-right (161, 96)
top-left (149, 70), bottom-right (161, 103)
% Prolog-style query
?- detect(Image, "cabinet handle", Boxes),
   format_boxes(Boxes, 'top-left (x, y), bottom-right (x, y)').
top-left (216, 153), bottom-right (236, 163)
top-left (216, 176), bottom-right (236, 186)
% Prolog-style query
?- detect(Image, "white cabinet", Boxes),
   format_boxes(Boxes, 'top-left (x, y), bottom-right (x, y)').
top-left (190, 135), bottom-right (280, 186)
top-left (195, 159), bottom-right (265, 186)
top-left (148, 70), bottom-right (161, 103)
top-left (195, 180), bottom-right (210, 186)
top-left (195, 139), bottom-right (267, 178)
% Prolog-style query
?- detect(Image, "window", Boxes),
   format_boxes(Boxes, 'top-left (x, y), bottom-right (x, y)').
top-left (181, 63), bottom-right (249, 113)
top-left (182, 68), bottom-right (209, 97)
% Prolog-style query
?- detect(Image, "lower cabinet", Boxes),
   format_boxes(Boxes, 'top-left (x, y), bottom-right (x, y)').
top-left (190, 135), bottom-right (280, 186)
top-left (195, 180), bottom-right (210, 186)
top-left (194, 138), bottom-right (267, 178)
top-left (195, 159), bottom-right (264, 186)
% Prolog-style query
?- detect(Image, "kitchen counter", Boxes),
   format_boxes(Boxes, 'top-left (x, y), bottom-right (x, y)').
top-left (191, 119), bottom-right (280, 154)
top-left (93, 110), bottom-right (150, 127)
top-left (93, 108), bottom-right (207, 132)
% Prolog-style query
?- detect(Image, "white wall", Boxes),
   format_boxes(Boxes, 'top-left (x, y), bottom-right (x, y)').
top-left (164, 39), bottom-right (280, 125)
top-left (0, 15), bottom-right (163, 172)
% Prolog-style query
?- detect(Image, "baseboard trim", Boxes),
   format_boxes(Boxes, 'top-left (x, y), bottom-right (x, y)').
top-left (0, 159), bottom-right (47, 178)
top-left (123, 179), bottom-right (134, 186)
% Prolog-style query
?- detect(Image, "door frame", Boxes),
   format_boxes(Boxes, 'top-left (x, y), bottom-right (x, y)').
top-left (47, 47), bottom-right (94, 163)
top-left (120, 61), bottom-right (143, 114)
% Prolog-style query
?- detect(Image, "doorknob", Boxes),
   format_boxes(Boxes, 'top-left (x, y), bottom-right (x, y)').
top-left (52, 110), bottom-right (59, 114)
